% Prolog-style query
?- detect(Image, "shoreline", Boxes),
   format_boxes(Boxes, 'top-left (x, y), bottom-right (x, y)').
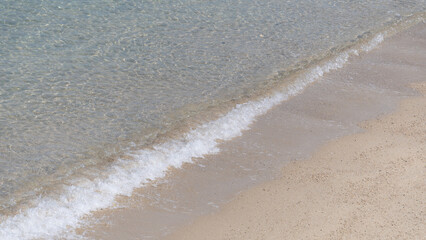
top-left (82, 23), bottom-right (425, 239)
top-left (1, 24), bottom-right (397, 240)
top-left (0, 3), bottom-right (425, 238)
top-left (166, 25), bottom-right (426, 239)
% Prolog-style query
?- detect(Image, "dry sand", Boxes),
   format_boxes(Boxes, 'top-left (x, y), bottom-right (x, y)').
top-left (83, 23), bottom-right (426, 239)
top-left (167, 27), bottom-right (426, 239)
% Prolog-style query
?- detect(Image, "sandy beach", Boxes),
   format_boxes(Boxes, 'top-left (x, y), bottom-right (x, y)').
top-left (167, 25), bottom-right (426, 239)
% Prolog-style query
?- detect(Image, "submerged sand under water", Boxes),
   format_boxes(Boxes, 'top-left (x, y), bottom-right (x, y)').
top-left (81, 22), bottom-right (426, 240)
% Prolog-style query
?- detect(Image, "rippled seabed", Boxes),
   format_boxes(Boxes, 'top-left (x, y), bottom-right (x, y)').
top-left (0, 0), bottom-right (424, 215)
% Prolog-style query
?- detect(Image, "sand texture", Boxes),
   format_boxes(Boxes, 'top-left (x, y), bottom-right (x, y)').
top-left (166, 26), bottom-right (426, 239)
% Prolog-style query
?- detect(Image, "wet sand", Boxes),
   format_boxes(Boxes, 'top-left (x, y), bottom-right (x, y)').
top-left (82, 23), bottom-right (426, 239)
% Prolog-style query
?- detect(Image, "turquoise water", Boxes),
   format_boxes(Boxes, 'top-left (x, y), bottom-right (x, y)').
top-left (0, 0), bottom-right (424, 234)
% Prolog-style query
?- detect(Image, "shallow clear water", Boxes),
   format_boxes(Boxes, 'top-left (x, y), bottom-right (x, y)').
top-left (0, 0), bottom-right (424, 225)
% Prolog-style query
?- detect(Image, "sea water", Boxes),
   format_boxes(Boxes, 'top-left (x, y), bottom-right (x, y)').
top-left (0, 0), bottom-right (424, 239)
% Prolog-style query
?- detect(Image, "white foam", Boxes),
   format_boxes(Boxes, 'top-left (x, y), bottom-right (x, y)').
top-left (362, 34), bottom-right (385, 52)
top-left (0, 33), bottom-right (385, 240)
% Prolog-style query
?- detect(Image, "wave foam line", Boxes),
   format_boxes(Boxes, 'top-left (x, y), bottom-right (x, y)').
top-left (0, 33), bottom-right (384, 240)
